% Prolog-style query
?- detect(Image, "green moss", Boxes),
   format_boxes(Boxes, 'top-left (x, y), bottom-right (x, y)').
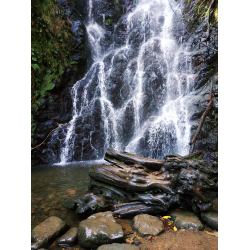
top-left (31, 0), bottom-right (82, 144)
top-left (106, 18), bottom-right (113, 25)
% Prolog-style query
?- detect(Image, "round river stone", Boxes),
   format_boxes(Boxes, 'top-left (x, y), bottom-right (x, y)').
top-left (31, 216), bottom-right (66, 249)
top-left (78, 211), bottom-right (124, 249)
top-left (130, 214), bottom-right (165, 237)
top-left (169, 210), bottom-right (204, 231)
top-left (201, 211), bottom-right (218, 230)
top-left (56, 227), bottom-right (78, 247)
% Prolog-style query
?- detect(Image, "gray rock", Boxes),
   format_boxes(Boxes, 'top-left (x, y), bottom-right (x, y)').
top-left (31, 216), bottom-right (66, 249)
top-left (169, 210), bottom-right (204, 231)
top-left (97, 243), bottom-right (140, 250)
top-left (56, 227), bottom-right (78, 247)
top-left (201, 211), bottom-right (218, 230)
top-left (78, 211), bottom-right (124, 249)
top-left (130, 214), bottom-right (165, 237)
top-left (31, 241), bottom-right (46, 250)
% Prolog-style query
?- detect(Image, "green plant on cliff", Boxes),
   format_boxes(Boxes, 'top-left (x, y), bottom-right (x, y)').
top-left (31, 0), bottom-right (78, 144)
top-left (186, 0), bottom-right (218, 26)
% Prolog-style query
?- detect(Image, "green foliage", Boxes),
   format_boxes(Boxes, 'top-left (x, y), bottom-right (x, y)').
top-left (31, 0), bottom-right (78, 143)
top-left (106, 18), bottom-right (113, 25)
top-left (181, 0), bottom-right (218, 29)
top-left (191, 0), bottom-right (218, 26)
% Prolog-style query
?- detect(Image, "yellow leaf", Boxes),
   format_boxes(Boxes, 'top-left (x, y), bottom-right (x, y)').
top-left (173, 226), bottom-right (177, 231)
top-left (126, 177), bottom-right (129, 179)
top-left (159, 245), bottom-right (162, 247)
top-left (162, 216), bottom-right (171, 219)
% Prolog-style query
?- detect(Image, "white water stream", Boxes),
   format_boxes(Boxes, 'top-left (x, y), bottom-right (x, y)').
top-left (57, 0), bottom-right (197, 164)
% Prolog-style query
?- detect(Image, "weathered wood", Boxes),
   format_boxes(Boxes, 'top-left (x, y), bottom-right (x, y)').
top-left (105, 157), bottom-right (150, 176)
top-left (89, 165), bottom-right (175, 194)
top-left (63, 148), bottom-right (218, 218)
top-left (112, 203), bottom-right (164, 218)
top-left (105, 148), bottom-right (164, 170)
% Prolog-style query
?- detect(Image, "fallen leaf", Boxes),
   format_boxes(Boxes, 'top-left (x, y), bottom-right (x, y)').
top-left (162, 216), bottom-right (171, 219)
top-left (126, 238), bottom-right (133, 244)
top-left (173, 226), bottom-right (177, 231)
top-left (175, 208), bottom-right (180, 211)
top-left (126, 177), bottom-right (129, 179)
top-left (159, 245), bottom-right (162, 247)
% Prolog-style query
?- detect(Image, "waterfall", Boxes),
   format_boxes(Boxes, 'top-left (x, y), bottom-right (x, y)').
top-left (53, 0), bottom-right (197, 164)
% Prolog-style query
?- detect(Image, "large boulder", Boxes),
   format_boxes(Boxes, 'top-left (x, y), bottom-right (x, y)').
top-left (31, 216), bottom-right (67, 249)
top-left (78, 211), bottom-right (125, 249)
top-left (56, 227), bottom-right (78, 247)
top-left (130, 214), bottom-right (165, 237)
top-left (169, 210), bottom-right (204, 231)
top-left (97, 243), bottom-right (140, 250)
top-left (201, 211), bottom-right (218, 230)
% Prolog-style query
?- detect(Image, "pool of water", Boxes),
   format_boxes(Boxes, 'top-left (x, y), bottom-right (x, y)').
top-left (31, 160), bottom-right (107, 230)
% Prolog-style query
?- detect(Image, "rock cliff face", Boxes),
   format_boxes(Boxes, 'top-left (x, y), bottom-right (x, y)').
top-left (32, 0), bottom-right (91, 165)
top-left (32, 0), bottom-right (218, 166)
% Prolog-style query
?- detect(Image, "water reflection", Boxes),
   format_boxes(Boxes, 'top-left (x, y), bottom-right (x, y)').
top-left (31, 161), bottom-right (107, 230)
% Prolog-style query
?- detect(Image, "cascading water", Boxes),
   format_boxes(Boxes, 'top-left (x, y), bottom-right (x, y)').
top-left (50, 0), bottom-right (198, 164)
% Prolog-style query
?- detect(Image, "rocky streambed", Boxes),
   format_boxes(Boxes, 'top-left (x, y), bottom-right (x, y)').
top-left (31, 148), bottom-right (218, 250)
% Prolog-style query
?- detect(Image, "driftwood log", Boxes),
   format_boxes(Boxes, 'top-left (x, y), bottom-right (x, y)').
top-left (64, 148), bottom-right (218, 218)
top-left (104, 148), bottom-right (164, 170)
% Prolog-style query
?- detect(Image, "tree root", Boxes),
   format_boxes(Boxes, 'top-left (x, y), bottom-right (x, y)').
top-left (31, 122), bottom-right (71, 150)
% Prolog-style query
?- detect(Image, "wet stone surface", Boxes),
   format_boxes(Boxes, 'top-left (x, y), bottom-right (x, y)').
top-left (130, 214), bottom-right (165, 238)
top-left (56, 227), bottom-right (78, 247)
top-left (169, 210), bottom-right (204, 231)
top-left (78, 211), bottom-right (125, 249)
top-left (31, 216), bottom-right (67, 249)
top-left (201, 212), bottom-right (218, 231)
top-left (31, 241), bottom-right (46, 250)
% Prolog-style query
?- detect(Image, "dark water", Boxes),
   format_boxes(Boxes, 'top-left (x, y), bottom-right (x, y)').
top-left (31, 160), bottom-right (107, 230)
